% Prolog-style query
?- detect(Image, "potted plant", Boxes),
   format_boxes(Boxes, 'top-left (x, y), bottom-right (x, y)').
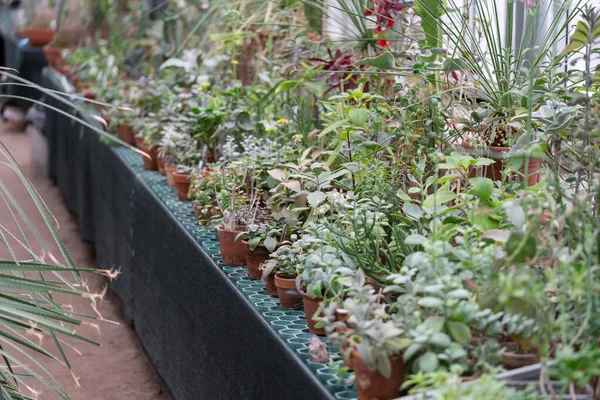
top-left (19, 1), bottom-right (55, 47)
top-left (235, 222), bottom-right (289, 280)
top-left (296, 240), bottom-right (356, 335)
top-left (262, 244), bottom-right (303, 309)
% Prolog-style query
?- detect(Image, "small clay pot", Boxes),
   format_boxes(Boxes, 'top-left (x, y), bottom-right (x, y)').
top-left (134, 136), bottom-right (158, 171)
top-left (173, 171), bottom-right (191, 201)
top-left (501, 342), bottom-right (540, 369)
top-left (461, 141), bottom-right (541, 185)
top-left (274, 274), bottom-right (303, 310)
top-left (352, 350), bottom-right (405, 400)
top-left (263, 272), bottom-right (278, 297)
top-left (116, 124), bottom-right (135, 145)
top-left (242, 241), bottom-right (272, 280)
top-left (43, 46), bottom-right (63, 69)
top-left (165, 164), bottom-right (177, 188)
top-left (156, 152), bottom-right (166, 175)
top-left (300, 291), bottom-right (325, 335)
top-left (19, 27), bottom-right (54, 47)
top-left (216, 226), bottom-right (247, 267)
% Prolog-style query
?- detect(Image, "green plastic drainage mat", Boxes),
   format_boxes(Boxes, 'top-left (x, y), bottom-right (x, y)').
top-left (115, 147), bottom-right (358, 400)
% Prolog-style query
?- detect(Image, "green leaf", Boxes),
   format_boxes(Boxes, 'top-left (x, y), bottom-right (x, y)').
top-left (348, 108), bottom-right (369, 127)
top-left (236, 111), bottom-right (254, 131)
top-left (418, 297), bottom-right (444, 309)
top-left (430, 332), bottom-right (452, 348)
top-left (355, 51), bottom-right (397, 70)
top-left (405, 234), bottom-right (428, 246)
top-left (403, 203), bottom-right (423, 220)
top-left (469, 177), bottom-right (494, 201)
top-left (503, 200), bottom-right (526, 229)
top-left (423, 316), bottom-right (446, 332)
top-left (307, 191), bottom-right (327, 208)
top-left (446, 320), bottom-right (471, 346)
top-left (403, 343), bottom-right (423, 362)
top-left (505, 232), bottom-right (537, 263)
top-left (442, 58), bottom-right (468, 72)
top-left (318, 119), bottom-right (349, 138)
top-left (249, 237), bottom-right (261, 250)
top-left (417, 351), bottom-right (439, 372)
top-left (423, 190), bottom-right (457, 209)
top-left (263, 237), bottom-right (277, 253)
top-left (276, 80), bottom-right (300, 93)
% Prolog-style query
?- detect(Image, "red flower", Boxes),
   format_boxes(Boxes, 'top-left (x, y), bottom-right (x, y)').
top-left (378, 39), bottom-right (389, 47)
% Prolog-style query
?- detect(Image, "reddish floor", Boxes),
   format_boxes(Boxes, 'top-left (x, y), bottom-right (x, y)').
top-left (0, 123), bottom-right (166, 400)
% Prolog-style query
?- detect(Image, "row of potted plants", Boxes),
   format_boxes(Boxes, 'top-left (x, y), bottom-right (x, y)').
top-left (48, 0), bottom-right (600, 399)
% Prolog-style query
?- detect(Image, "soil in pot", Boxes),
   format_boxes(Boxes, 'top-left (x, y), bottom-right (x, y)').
top-left (165, 164), bottom-right (177, 188)
top-left (116, 124), bottom-right (135, 145)
top-left (461, 141), bottom-right (541, 185)
top-left (19, 27), bottom-right (54, 47)
top-left (263, 272), bottom-right (278, 297)
top-left (300, 291), bottom-right (325, 335)
top-left (241, 241), bottom-right (272, 280)
top-left (274, 274), bottom-right (303, 310)
top-left (501, 342), bottom-right (540, 369)
top-left (216, 226), bottom-right (247, 267)
top-left (353, 350), bottom-right (405, 400)
top-left (173, 172), bottom-right (191, 201)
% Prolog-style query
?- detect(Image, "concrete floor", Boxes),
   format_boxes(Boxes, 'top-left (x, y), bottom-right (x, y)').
top-left (0, 123), bottom-right (166, 400)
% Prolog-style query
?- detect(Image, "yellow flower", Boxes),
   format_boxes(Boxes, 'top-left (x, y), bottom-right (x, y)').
top-left (197, 86), bottom-right (203, 92)
top-left (278, 118), bottom-right (290, 124)
top-left (202, 82), bottom-right (210, 89)
top-left (232, 60), bottom-right (239, 65)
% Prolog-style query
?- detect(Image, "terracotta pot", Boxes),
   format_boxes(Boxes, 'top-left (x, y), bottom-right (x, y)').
top-left (134, 136), bottom-right (158, 171)
top-left (263, 272), bottom-right (278, 297)
top-left (116, 124), bottom-right (136, 145)
top-left (19, 27), bottom-right (54, 47)
top-left (299, 291), bottom-right (325, 335)
top-left (241, 241), bottom-right (271, 280)
top-left (165, 164), bottom-right (177, 188)
top-left (501, 342), bottom-right (540, 369)
top-left (274, 274), bottom-right (303, 310)
top-left (216, 227), bottom-right (247, 266)
top-left (173, 172), bottom-right (191, 201)
top-left (352, 350), bottom-right (405, 400)
top-left (156, 152), bottom-right (166, 175)
top-left (461, 141), bottom-right (541, 185)
top-left (43, 46), bottom-right (63, 69)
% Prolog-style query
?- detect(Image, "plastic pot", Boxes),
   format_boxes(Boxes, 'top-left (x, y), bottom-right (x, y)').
top-left (173, 172), bottom-right (191, 201)
top-left (353, 350), bottom-right (405, 400)
top-left (216, 227), bottom-right (246, 267)
top-left (299, 290), bottom-right (325, 335)
top-left (241, 241), bottom-right (271, 280)
top-left (274, 274), bottom-right (302, 310)
top-left (19, 27), bottom-right (54, 47)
